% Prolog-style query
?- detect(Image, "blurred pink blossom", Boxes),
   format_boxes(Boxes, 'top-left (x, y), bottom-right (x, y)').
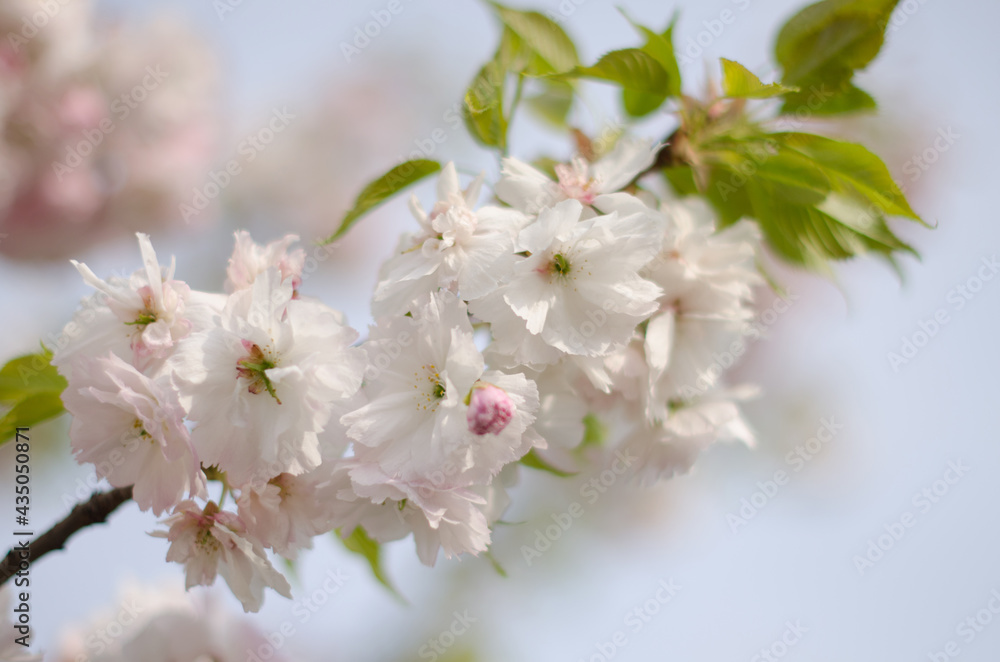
top-left (0, 0), bottom-right (220, 260)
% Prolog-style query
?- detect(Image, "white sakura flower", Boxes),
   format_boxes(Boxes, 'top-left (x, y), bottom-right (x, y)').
top-left (371, 162), bottom-right (525, 316)
top-left (639, 197), bottom-right (762, 420)
top-left (62, 352), bottom-right (206, 515)
top-left (341, 291), bottom-right (541, 486)
top-left (622, 388), bottom-right (757, 486)
top-left (169, 267), bottom-right (365, 486)
top-left (225, 230), bottom-right (306, 293)
top-left (347, 462), bottom-right (493, 566)
top-left (151, 501), bottom-right (291, 613)
top-left (530, 363), bottom-right (589, 451)
top-left (53, 233), bottom-right (198, 374)
top-left (469, 198), bottom-right (662, 361)
top-left (494, 138), bottom-right (659, 214)
top-left (235, 464), bottom-right (342, 558)
top-left (326, 462), bottom-right (411, 546)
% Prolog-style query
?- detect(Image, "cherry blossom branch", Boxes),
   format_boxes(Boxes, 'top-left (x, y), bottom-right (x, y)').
top-left (0, 485), bottom-right (133, 587)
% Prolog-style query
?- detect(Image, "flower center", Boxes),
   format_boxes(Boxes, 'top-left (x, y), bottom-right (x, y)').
top-left (125, 313), bottom-right (157, 326)
top-left (195, 527), bottom-right (221, 554)
top-left (237, 342), bottom-right (282, 404)
top-left (131, 419), bottom-right (155, 445)
top-left (413, 364), bottom-right (445, 412)
top-left (552, 253), bottom-right (571, 276)
top-left (554, 157), bottom-right (597, 204)
top-left (125, 286), bottom-right (159, 328)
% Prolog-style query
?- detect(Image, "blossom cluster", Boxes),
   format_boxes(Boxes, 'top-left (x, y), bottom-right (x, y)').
top-left (53, 138), bottom-right (764, 611)
top-left (0, 0), bottom-right (218, 260)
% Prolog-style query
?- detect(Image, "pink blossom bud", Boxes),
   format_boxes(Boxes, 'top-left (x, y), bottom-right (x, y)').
top-left (466, 383), bottom-right (514, 435)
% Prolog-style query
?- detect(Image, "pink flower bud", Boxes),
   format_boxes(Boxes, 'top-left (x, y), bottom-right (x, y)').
top-left (466, 383), bottom-right (514, 436)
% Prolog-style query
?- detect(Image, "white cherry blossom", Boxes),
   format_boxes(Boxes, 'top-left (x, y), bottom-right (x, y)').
top-left (151, 500), bottom-right (291, 613)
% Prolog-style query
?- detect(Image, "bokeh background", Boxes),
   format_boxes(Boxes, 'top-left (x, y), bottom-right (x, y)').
top-left (1, 0), bottom-right (998, 659)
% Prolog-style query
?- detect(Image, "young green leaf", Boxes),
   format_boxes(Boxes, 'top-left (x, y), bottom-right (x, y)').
top-left (698, 128), bottom-right (921, 269)
top-left (0, 350), bottom-right (67, 403)
top-left (525, 79), bottom-right (574, 127)
top-left (619, 10), bottom-right (682, 117)
top-left (321, 160), bottom-right (441, 244)
top-left (772, 132), bottom-right (923, 221)
top-left (0, 349), bottom-right (67, 445)
top-left (561, 49), bottom-right (669, 95)
top-left (488, 2), bottom-right (579, 74)
top-left (774, 0), bottom-right (899, 114)
top-left (463, 58), bottom-right (508, 149)
top-left (336, 527), bottom-right (406, 602)
top-left (0, 392), bottom-right (65, 446)
top-left (781, 81), bottom-right (875, 115)
top-left (720, 59), bottom-right (799, 98)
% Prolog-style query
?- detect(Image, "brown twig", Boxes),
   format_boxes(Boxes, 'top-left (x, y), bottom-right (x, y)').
top-left (0, 485), bottom-right (133, 587)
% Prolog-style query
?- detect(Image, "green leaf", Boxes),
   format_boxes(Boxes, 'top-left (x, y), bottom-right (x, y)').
top-left (520, 449), bottom-right (577, 477)
top-left (336, 527), bottom-right (406, 603)
top-left (663, 166), bottom-right (698, 196)
top-left (772, 132), bottom-right (922, 221)
top-left (321, 160), bottom-right (441, 244)
top-left (781, 81), bottom-right (876, 115)
top-left (698, 128), bottom-right (921, 269)
top-left (0, 350), bottom-right (67, 403)
top-left (619, 10), bottom-right (682, 117)
top-left (489, 3), bottom-right (579, 74)
top-left (0, 393), bottom-right (65, 446)
top-left (720, 59), bottom-right (799, 98)
top-left (774, 0), bottom-right (899, 114)
top-left (0, 350), bottom-right (67, 446)
top-left (560, 49), bottom-right (669, 95)
top-left (463, 58), bottom-right (508, 149)
top-left (746, 179), bottom-right (913, 270)
top-left (525, 79), bottom-right (574, 127)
